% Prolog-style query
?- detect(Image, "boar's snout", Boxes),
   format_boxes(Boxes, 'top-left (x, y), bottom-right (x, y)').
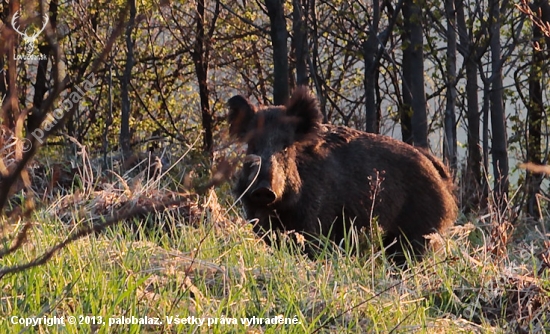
top-left (250, 181), bottom-right (277, 206)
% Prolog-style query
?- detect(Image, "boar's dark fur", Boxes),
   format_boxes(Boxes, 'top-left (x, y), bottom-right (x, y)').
top-left (228, 87), bottom-right (457, 262)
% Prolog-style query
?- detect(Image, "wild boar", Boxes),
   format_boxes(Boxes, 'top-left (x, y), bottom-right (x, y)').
top-left (228, 87), bottom-right (457, 262)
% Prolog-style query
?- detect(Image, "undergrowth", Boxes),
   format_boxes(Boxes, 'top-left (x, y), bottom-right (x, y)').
top-left (0, 151), bottom-right (549, 333)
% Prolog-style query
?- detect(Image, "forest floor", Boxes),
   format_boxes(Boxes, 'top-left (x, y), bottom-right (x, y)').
top-left (1, 150), bottom-right (549, 333)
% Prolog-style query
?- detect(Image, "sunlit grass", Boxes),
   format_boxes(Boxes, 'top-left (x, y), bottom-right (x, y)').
top-left (0, 178), bottom-right (549, 333)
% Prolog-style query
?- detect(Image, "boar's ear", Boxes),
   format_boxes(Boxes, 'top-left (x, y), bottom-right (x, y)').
top-left (227, 95), bottom-right (256, 141)
top-left (286, 86), bottom-right (322, 138)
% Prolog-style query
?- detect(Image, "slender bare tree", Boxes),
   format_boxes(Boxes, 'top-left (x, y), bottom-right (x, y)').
top-left (489, 0), bottom-right (509, 206)
top-left (292, 0), bottom-right (308, 87)
top-left (364, 0), bottom-right (381, 134)
top-left (402, 0), bottom-right (428, 148)
top-left (265, 0), bottom-right (289, 104)
top-left (444, 0), bottom-right (457, 171)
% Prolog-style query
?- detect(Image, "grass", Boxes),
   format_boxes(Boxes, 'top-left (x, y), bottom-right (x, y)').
top-left (0, 156), bottom-right (549, 333)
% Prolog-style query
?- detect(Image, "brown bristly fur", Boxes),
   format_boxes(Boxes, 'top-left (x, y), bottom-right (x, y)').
top-left (228, 87), bottom-right (458, 263)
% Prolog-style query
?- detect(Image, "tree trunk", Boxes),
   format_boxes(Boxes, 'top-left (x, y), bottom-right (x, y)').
top-left (402, 0), bottom-right (428, 148)
top-left (457, 0), bottom-right (483, 211)
top-left (400, 3), bottom-right (411, 143)
top-left (525, 0), bottom-right (547, 217)
top-left (193, 0), bottom-right (213, 154)
top-left (265, 0), bottom-right (289, 105)
top-left (29, 1), bottom-right (57, 134)
top-left (30, 49), bottom-right (50, 133)
top-left (3, 0), bottom-right (20, 129)
top-left (0, 7), bottom-right (5, 127)
top-left (489, 0), bottom-right (509, 207)
top-left (400, 41), bottom-right (413, 145)
top-left (292, 0), bottom-right (308, 86)
top-left (120, 0), bottom-right (136, 156)
top-left (308, 0), bottom-right (327, 122)
top-left (444, 0), bottom-right (457, 172)
top-left (364, 0), bottom-right (380, 134)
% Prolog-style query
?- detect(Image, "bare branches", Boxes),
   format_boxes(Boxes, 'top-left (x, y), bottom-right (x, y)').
top-left (516, 0), bottom-right (550, 47)
top-left (0, 5), bottom-right (128, 214)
